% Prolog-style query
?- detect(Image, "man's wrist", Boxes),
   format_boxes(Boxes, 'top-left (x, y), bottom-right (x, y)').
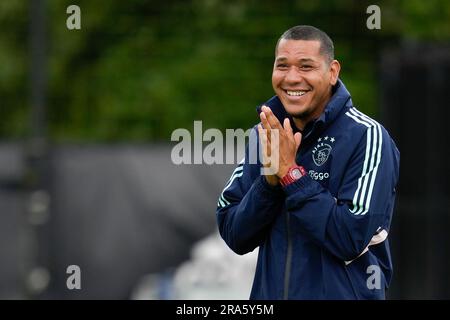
top-left (280, 165), bottom-right (307, 187)
top-left (277, 162), bottom-right (296, 178)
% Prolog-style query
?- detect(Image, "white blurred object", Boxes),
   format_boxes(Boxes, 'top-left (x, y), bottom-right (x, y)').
top-left (131, 272), bottom-right (174, 300)
top-left (172, 231), bottom-right (258, 299)
top-left (131, 231), bottom-right (258, 300)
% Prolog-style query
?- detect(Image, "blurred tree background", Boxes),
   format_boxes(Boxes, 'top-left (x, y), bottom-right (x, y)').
top-left (0, 0), bottom-right (449, 142)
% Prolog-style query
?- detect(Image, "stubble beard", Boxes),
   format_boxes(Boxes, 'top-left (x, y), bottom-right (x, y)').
top-left (289, 105), bottom-right (315, 123)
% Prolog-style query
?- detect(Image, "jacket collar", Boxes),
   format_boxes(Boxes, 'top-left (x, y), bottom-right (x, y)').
top-left (256, 79), bottom-right (352, 135)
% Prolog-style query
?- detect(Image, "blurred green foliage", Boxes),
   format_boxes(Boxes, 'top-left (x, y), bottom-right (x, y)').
top-left (0, 0), bottom-right (449, 142)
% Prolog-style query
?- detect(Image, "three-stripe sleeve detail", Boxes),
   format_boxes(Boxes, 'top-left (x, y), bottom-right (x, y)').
top-left (345, 108), bottom-right (383, 215)
top-left (217, 158), bottom-right (245, 208)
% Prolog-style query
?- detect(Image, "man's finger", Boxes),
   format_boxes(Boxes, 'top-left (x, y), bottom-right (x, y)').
top-left (257, 124), bottom-right (266, 151)
top-left (257, 123), bottom-right (263, 135)
top-left (258, 124), bottom-right (268, 146)
top-left (266, 139), bottom-right (271, 158)
top-left (259, 112), bottom-right (272, 143)
top-left (294, 132), bottom-right (302, 150)
top-left (262, 106), bottom-right (283, 130)
top-left (257, 124), bottom-right (271, 161)
top-left (283, 118), bottom-right (293, 136)
top-left (262, 106), bottom-right (282, 129)
top-left (257, 123), bottom-right (265, 142)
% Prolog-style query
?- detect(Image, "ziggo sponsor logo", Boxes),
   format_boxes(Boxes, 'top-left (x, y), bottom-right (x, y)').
top-left (308, 170), bottom-right (330, 181)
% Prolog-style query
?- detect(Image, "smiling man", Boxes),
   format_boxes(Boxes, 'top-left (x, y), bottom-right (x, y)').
top-left (272, 33), bottom-right (339, 128)
top-left (216, 26), bottom-right (400, 299)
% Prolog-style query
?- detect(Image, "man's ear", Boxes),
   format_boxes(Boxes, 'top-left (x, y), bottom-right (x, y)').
top-left (329, 60), bottom-right (341, 85)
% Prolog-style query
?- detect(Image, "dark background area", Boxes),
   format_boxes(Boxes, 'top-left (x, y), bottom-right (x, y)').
top-left (0, 0), bottom-right (449, 299)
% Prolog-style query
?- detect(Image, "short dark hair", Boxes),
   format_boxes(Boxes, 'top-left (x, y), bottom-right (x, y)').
top-left (276, 25), bottom-right (334, 63)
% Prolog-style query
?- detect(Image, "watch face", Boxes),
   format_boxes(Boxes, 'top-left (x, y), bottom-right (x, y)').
top-left (291, 168), bottom-right (302, 179)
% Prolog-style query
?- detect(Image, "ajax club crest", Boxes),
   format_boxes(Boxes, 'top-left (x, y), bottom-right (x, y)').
top-left (312, 136), bottom-right (335, 166)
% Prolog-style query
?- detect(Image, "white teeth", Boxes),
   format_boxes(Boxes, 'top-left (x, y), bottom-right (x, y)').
top-left (286, 90), bottom-right (307, 96)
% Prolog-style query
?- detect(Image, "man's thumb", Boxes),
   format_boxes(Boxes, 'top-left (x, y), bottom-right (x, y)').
top-left (294, 132), bottom-right (302, 150)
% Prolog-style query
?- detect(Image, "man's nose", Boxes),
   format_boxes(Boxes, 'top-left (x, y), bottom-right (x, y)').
top-left (285, 67), bottom-right (302, 84)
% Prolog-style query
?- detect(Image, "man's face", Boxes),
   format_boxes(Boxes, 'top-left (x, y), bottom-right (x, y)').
top-left (272, 39), bottom-right (340, 124)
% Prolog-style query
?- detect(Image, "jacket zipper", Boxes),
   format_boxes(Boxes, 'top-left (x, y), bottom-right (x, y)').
top-left (282, 141), bottom-right (312, 300)
top-left (283, 210), bottom-right (292, 300)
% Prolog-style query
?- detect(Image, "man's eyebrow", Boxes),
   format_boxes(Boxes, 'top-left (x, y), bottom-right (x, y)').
top-left (275, 57), bottom-right (288, 62)
top-left (298, 58), bottom-right (315, 63)
top-left (274, 57), bottom-right (317, 63)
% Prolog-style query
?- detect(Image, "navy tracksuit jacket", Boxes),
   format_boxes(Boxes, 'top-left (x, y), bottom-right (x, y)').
top-left (216, 79), bottom-right (400, 299)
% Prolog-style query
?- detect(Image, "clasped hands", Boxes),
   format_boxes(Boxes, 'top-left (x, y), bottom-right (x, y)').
top-left (257, 106), bottom-right (302, 186)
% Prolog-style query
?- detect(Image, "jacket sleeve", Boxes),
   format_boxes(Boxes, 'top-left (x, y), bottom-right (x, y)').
top-left (284, 125), bottom-right (400, 262)
top-left (216, 129), bottom-right (285, 255)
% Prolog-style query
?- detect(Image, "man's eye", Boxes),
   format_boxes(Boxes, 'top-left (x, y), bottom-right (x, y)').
top-left (277, 64), bottom-right (288, 68)
top-left (301, 65), bottom-right (312, 69)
